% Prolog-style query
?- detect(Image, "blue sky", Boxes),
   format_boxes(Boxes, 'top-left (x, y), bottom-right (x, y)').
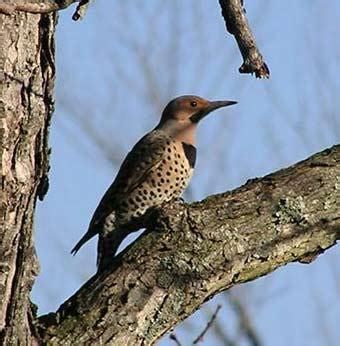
top-left (32, 1), bottom-right (340, 345)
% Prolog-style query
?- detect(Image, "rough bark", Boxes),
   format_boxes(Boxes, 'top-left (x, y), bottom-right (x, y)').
top-left (37, 145), bottom-right (340, 345)
top-left (0, 0), bottom-right (89, 21)
top-left (0, 11), bottom-right (56, 345)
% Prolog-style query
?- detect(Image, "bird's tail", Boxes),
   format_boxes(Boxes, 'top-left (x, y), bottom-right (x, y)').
top-left (71, 230), bottom-right (96, 255)
top-left (96, 228), bottom-right (128, 272)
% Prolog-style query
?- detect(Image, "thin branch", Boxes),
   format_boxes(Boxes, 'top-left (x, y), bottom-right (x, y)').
top-left (208, 305), bottom-right (237, 346)
top-left (228, 293), bottom-right (262, 346)
top-left (218, 0), bottom-right (270, 78)
top-left (169, 333), bottom-right (182, 346)
top-left (0, 0), bottom-right (91, 20)
top-left (192, 305), bottom-right (222, 344)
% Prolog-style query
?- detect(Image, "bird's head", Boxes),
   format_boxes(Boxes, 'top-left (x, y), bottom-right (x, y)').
top-left (157, 95), bottom-right (237, 144)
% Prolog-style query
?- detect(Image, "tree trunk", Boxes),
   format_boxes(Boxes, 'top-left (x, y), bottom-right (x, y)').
top-left (0, 11), bottom-right (56, 344)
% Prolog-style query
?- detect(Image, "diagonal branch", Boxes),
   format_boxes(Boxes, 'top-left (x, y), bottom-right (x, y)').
top-left (37, 145), bottom-right (339, 344)
top-left (219, 0), bottom-right (270, 78)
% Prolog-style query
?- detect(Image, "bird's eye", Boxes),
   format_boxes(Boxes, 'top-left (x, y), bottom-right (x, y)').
top-left (190, 101), bottom-right (197, 107)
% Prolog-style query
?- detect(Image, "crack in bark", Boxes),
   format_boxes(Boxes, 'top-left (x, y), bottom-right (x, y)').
top-left (36, 14), bottom-right (56, 201)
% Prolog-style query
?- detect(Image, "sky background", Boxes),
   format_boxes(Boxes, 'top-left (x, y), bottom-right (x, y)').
top-left (31, 1), bottom-right (340, 345)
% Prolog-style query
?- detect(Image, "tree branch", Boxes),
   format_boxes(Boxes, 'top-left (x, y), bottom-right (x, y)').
top-left (0, 0), bottom-right (90, 20)
top-left (219, 0), bottom-right (270, 78)
top-left (37, 145), bottom-right (339, 344)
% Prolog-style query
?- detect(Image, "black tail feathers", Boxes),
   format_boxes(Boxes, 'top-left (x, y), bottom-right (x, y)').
top-left (96, 229), bottom-right (128, 272)
top-left (71, 231), bottom-right (96, 255)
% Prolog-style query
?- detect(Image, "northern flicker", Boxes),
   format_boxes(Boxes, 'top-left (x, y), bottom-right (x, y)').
top-left (71, 95), bottom-right (236, 270)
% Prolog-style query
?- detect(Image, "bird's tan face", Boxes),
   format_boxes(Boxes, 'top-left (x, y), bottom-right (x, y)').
top-left (170, 96), bottom-right (210, 122)
top-left (158, 95), bottom-right (237, 145)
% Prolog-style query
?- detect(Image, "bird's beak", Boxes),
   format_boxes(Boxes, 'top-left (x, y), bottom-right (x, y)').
top-left (207, 100), bottom-right (238, 112)
top-left (190, 100), bottom-right (237, 123)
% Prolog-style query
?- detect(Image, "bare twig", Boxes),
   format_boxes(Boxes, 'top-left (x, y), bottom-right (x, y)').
top-left (228, 294), bottom-right (262, 346)
top-left (169, 333), bottom-right (182, 346)
top-left (204, 302), bottom-right (237, 346)
top-left (192, 305), bottom-right (222, 344)
top-left (0, 0), bottom-right (91, 20)
top-left (218, 0), bottom-right (269, 78)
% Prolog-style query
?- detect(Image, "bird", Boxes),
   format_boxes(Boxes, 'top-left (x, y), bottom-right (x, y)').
top-left (71, 95), bottom-right (237, 271)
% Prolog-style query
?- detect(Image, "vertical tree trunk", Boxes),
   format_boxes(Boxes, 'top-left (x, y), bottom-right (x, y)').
top-left (0, 11), bottom-right (56, 344)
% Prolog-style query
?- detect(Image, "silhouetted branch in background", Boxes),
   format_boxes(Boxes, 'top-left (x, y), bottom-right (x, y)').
top-left (169, 333), bottom-right (182, 346)
top-left (193, 305), bottom-right (222, 344)
top-left (228, 293), bottom-right (261, 346)
top-left (169, 306), bottom-right (224, 346)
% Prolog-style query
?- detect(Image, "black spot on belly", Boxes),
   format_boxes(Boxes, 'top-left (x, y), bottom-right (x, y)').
top-left (182, 142), bottom-right (196, 168)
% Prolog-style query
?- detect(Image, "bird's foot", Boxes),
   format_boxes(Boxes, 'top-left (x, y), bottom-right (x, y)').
top-left (174, 196), bottom-right (185, 204)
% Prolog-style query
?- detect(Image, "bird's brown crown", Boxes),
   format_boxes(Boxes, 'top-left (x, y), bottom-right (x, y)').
top-left (159, 95), bottom-right (237, 124)
top-left (156, 95), bottom-right (237, 145)
top-left (160, 95), bottom-right (209, 123)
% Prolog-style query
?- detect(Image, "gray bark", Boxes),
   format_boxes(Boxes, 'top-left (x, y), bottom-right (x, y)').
top-left (0, 11), bottom-right (56, 345)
